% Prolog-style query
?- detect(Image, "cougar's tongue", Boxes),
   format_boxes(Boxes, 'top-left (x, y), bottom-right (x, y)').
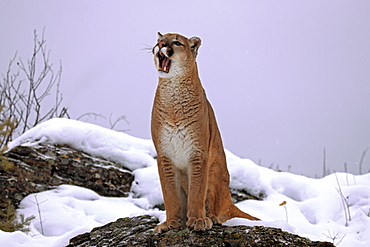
top-left (158, 52), bottom-right (171, 73)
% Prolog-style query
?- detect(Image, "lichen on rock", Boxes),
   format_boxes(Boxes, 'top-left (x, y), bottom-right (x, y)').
top-left (1, 144), bottom-right (133, 216)
top-left (67, 215), bottom-right (334, 247)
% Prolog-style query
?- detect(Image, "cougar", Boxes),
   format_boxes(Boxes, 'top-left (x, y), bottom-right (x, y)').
top-left (151, 32), bottom-right (260, 233)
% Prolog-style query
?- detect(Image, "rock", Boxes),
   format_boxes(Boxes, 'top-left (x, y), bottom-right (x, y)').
top-left (230, 188), bottom-right (264, 202)
top-left (67, 215), bottom-right (334, 247)
top-left (1, 143), bottom-right (262, 213)
top-left (1, 144), bottom-right (333, 246)
top-left (0, 144), bottom-right (134, 215)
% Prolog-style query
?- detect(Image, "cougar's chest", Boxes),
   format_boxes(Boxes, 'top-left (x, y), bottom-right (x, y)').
top-left (155, 81), bottom-right (199, 170)
top-left (160, 125), bottom-right (196, 170)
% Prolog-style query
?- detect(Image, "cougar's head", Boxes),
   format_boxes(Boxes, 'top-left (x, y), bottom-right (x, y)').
top-left (153, 32), bottom-right (201, 78)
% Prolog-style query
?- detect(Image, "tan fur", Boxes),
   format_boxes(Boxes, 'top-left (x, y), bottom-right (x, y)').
top-left (151, 33), bottom-right (260, 233)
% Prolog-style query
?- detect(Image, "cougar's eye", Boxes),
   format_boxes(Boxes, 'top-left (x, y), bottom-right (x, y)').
top-left (173, 41), bottom-right (183, 46)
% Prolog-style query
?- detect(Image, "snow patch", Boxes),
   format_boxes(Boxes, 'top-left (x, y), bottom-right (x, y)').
top-left (1, 119), bottom-right (370, 246)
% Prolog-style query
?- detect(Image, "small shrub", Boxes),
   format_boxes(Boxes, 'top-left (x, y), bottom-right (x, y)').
top-left (0, 105), bottom-right (17, 150)
top-left (0, 156), bottom-right (14, 172)
top-left (0, 200), bottom-right (35, 233)
top-left (0, 106), bottom-right (16, 171)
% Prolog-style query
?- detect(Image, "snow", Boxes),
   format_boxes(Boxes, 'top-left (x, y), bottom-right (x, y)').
top-left (8, 118), bottom-right (157, 171)
top-left (2, 118), bottom-right (370, 246)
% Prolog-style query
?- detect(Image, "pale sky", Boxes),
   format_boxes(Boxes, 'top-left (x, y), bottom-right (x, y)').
top-left (1, 0), bottom-right (370, 177)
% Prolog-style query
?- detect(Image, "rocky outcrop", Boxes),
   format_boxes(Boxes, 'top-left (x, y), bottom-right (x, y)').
top-left (67, 215), bottom-right (334, 247)
top-left (1, 144), bottom-right (133, 214)
top-left (0, 143), bottom-right (262, 214)
top-left (1, 144), bottom-right (334, 246)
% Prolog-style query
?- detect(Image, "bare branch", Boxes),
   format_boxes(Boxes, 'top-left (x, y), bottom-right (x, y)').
top-left (0, 28), bottom-right (66, 147)
top-left (77, 112), bottom-right (107, 121)
top-left (359, 147), bottom-right (369, 175)
top-left (334, 172), bottom-right (351, 226)
top-left (109, 114), bottom-right (129, 130)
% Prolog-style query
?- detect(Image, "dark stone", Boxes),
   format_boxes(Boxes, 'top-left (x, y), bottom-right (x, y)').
top-left (1, 144), bottom-right (134, 216)
top-left (1, 144), bottom-right (334, 246)
top-left (230, 188), bottom-right (264, 203)
top-left (67, 215), bottom-right (335, 247)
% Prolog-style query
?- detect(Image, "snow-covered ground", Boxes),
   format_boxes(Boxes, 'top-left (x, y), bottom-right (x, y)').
top-left (2, 118), bottom-right (370, 246)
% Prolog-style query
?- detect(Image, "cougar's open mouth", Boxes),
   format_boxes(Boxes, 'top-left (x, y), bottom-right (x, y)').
top-left (157, 51), bottom-right (171, 73)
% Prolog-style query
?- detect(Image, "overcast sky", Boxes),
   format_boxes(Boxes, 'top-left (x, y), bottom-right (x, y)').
top-left (1, 0), bottom-right (370, 177)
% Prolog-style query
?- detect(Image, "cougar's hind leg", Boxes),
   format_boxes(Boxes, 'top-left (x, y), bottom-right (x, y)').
top-left (205, 169), bottom-right (222, 225)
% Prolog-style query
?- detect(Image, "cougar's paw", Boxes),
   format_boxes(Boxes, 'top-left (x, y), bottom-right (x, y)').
top-left (154, 220), bottom-right (182, 233)
top-left (210, 215), bottom-right (221, 225)
top-left (186, 217), bottom-right (213, 231)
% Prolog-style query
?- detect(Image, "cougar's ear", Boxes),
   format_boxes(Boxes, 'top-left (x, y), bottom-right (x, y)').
top-left (189, 36), bottom-right (202, 58)
top-left (157, 32), bottom-right (163, 38)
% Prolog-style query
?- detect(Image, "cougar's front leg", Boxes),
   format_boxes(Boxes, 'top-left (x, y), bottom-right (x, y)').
top-left (186, 155), bottom-right (213, 231)
top-left (154, 155), bottom-right (183, 233)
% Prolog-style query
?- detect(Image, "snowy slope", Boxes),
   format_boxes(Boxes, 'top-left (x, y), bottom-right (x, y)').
top-left (2, 119), bottom-right (370, 246)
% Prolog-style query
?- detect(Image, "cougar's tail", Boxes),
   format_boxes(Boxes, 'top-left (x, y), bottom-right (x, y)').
top-left (228, 204), bottom-right (260, 221)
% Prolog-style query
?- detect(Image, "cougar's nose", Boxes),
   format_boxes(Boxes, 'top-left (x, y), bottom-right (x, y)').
top-left (158, 42), bottom-right (166, 49)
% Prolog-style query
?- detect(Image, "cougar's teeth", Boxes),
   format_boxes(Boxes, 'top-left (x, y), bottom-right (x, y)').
top-left (156, 52), bottom-right (171, 73)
